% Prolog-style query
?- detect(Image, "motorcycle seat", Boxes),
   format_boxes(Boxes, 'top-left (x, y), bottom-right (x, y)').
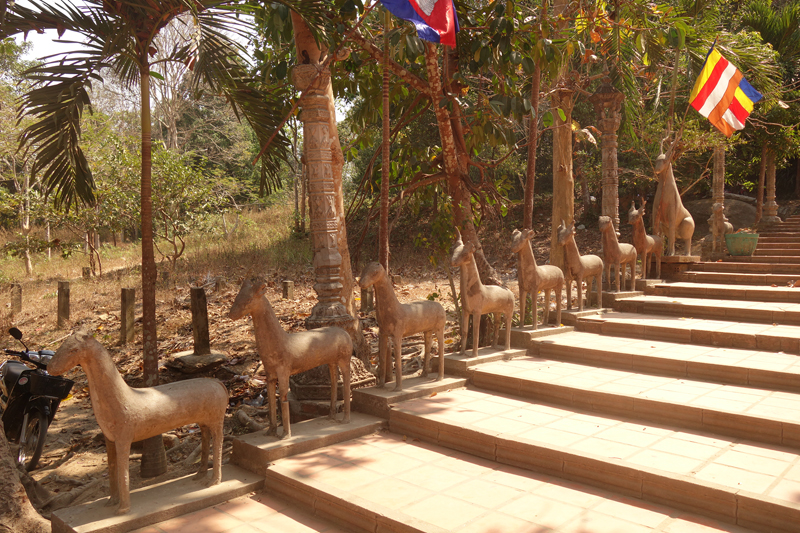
top-left (2, 361), bottom-right (30, 391)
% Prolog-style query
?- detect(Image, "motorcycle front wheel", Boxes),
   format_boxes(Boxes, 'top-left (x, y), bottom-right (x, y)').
top-left (18, 410), bottom-right (48, 471)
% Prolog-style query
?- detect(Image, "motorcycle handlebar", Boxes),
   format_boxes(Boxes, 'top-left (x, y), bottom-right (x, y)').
top-left (3, 348), bottom-right (48, 370)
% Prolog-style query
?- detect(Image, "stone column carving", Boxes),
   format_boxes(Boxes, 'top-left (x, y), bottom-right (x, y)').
top-left (589, 79), bottom-right (624, 232)
top-left (292, 64), bottom-right (351, 329)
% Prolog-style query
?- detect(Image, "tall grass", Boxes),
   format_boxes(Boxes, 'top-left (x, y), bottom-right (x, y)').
top-left (0, 197), bottom-right (309, 347)
top-left (177, 202), bottom-right (312, 283)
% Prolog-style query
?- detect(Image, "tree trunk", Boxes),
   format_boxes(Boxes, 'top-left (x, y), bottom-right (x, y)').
top-left (795, 157), bottom-right (800, 199)
top-left (432, 44), bottom-right (500, 285)
top-left (292, 11), bottom-right (370, 363)
top-left (756, 144), bottom-right (766, 223)
top-left (712, 143), bottom-right (725, 206)
top-left (550, 87), bottom-right (575, 270)
top-left (523, 63), bottom-right (541, 230)
top-left (293, 123), bottom-right (301, 234)
top-left (21, 172), bottom-right (32, 276)
top-left (0, 422), bottom-right (49, 533)
top-left (301, 164), bottom-right (307, 234)
top-left (578, 164), bottom-right (591, 216)
top-left (549, 0), bottom-right (574, 271)
top-left (139, 65), bottom-right (167, 478)
top-left (46, 222), bottom-right (51, 260)
top-left (379, 9), bottom-right (391, 272)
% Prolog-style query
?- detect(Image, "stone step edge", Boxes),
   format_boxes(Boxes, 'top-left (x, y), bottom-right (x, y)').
top-left (612, 297), bottom-right (800, 326)
top-left (388, 408), bottom-right (800, 533)
top-left (231, 412), bottom-right (388, 475)
top-left (644, 284), bottom-right (800, 303)
top-left (574, 314), bottom-right (800, 355)
top-left (530, 333), bottom-right (800, 393)
top-left (263, 462), bottom-right (448, 533)
top-left (678, 272), bottom-right (799, 282)
top-left (724, 256), bottom-right (800, 263)
top-left (471, 368), bottom-right (800, 449)
top-left (51, 464), bottom-right (264, 533)
top-left (352, 376), bottom-right (469, 419)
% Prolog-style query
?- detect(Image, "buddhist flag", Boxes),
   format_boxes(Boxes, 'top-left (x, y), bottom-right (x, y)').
top-left (689, 43), bottom-right (763, 137)
top-left (379, 0), bottom-right (459, 47)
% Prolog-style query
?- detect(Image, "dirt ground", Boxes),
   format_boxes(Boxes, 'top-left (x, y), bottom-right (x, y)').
top-left (0, 221), bottom-right (604, 516)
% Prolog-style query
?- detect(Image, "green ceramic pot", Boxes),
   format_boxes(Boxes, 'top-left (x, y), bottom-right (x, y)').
top-left (724, 233), bottom-right (759, 256)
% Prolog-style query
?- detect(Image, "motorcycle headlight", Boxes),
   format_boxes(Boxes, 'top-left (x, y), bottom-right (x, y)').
top-left (41, 355), bottom-right (53, 364)
top-left (29, 353), bottom-right (40, 362)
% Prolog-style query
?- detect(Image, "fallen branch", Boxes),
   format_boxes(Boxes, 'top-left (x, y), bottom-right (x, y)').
top-left (236, 409), bottom-right (266, 432)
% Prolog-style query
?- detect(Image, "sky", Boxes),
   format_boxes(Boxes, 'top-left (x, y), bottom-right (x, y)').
top-left (17, 30), bottom-right (79, 61)
top-left (14, 0), bottom-right (82, 62)
top-left (10, 3), bottom-right (353, 120)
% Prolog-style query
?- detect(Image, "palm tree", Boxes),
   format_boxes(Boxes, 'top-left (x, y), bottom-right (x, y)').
top-left (742, 0), bottom-right (800, 200)
top-left (2, 0), bottom-right (325, 475)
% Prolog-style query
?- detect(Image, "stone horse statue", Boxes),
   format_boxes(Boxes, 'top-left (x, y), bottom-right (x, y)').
top-left (653, 143), bottom-right (695, 256)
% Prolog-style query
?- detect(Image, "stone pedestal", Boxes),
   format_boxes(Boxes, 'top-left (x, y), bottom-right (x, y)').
top-left (659, 255), bottom-right (701, 280)
top-left (589, 79), bottom-right (624, 232)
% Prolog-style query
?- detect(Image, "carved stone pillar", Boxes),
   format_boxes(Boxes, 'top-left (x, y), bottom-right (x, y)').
top-left (589, 79), bottom-right (624, 232)
top-left (761, 148), bottom-right (782, 225)
top-left (292, 64), bottom-right (351, 330)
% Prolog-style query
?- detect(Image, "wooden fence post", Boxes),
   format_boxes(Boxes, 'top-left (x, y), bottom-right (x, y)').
top-left (57, 281), bottom-right (70, 328)
top-left (361, 287), bottom-right (374, 313)
top-left (190, 287), bottom-right (211, 355)
top-left (282, 280), bottom-right (294, 300)
top-left (10, 284), bottom-right (22, 316)
top-left (120, 288), bottom-right (135, 344)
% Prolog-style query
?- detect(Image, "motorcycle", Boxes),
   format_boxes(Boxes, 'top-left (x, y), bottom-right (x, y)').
top-left (1, 327), bottom-right (74, 471)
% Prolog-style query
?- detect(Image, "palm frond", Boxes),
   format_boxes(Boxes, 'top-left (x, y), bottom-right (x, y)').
top-left (18, 59), bottom-right (101, 207)
top-left (11, 0), bottom-right (132, 208)
top-left (192, 9), bottom-right (292, 194)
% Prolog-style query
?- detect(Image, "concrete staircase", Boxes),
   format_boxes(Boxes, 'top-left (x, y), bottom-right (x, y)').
top-left (243, 216), bottom-right (800, 532)
top-left (54, 216), bottom-right (800, 533)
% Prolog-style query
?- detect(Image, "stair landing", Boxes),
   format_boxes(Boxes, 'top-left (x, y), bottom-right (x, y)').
top-left (263, 430), bottom-right (755, 533)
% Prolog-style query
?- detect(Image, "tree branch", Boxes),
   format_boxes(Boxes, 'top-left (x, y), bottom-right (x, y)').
top-left (350, 30), bottom-right (431, 95)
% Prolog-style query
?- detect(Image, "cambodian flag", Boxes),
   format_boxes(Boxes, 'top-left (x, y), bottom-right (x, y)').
top-left (379, 0), bottom-right (460, 47)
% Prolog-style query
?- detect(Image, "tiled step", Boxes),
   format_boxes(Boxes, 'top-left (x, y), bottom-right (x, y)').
top-left (724, 255), bottom-right (800, 264)
top-left (613, 295), bottom-right (800, 326)
top-left (677, 271), bottom-right (799, 286)
top-left (645, 281), bottom-right (800, 304)
top-left (528, 330), bottom-right (800, 392)
top-left (690, 262), bottom-right (800, 275)
top-left (390, 387), bottom-right (800, 533)
top-left (754, 248), bottom-right (800, 257)
top-left (232, 411), bottom-right (387, 474)
top-left (470, 357), bottom-right (800, 447)
top-left (758, 236), bottom-right (800, 243)
top-left (763, 236), bottom-right (800, 240)
top-left (758, 232), bottom-right (800, 238)
top-left (264, 428), bottom-right (759, 533)
top-left (575, 311), bottom-right (800, 354)
top-left (51, 464), bottom-right (264, 533)
top-left (756, 244), bottom-right (800, 251)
